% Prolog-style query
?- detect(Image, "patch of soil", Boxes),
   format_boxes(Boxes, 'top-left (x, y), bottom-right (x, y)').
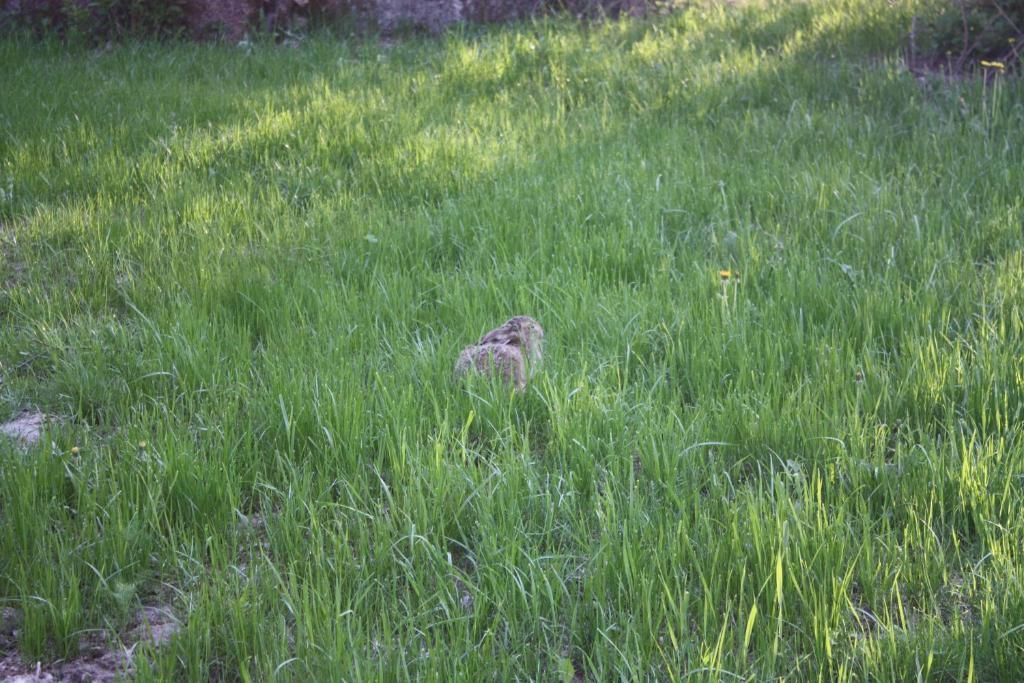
top-left (0, 410), bottom-right (46, 447)
top-left (2, 664), bottom-right (56, 683)
top-left (0, 606), bottom-right (180, 683)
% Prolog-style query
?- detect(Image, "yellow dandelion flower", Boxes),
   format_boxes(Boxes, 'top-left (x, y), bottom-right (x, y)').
top-left (980, 60), bottom-right (1006, 71)
top-left (71, 446), bottom-right (80, 455)
top-left (719, 269), bottom-right (734, 280)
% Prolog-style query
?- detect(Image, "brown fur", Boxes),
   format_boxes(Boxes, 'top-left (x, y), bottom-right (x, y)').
top-left (454, 316), bottom-right (544, 391)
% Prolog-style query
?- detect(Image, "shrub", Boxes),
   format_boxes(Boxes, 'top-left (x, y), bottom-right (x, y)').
top-left (913, 0), bottom-right (1023, 72)
top-left (0, 0), bottom-right (674, 42)
top-left (3, 0), bottom-right (189, 41)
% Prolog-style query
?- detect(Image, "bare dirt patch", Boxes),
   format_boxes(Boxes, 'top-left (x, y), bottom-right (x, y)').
top-left (0, 410), bottom-right (46, 447)
top-left (0, 606), bottom-right (181, 683)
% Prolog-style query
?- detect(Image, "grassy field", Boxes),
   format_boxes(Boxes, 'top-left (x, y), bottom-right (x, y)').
top-left (1, 0), bottom-right (1023, 679)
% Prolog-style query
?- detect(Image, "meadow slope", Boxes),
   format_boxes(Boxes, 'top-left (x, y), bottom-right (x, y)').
top-left (1, 1), bottom-right (1023, 679)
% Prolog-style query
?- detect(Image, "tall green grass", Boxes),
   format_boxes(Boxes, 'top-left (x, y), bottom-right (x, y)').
top-left (2, 0), bottom-right (1023, 679)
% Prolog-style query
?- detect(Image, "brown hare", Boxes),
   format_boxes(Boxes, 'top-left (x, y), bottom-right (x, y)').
top-left (454, 316), bottom-right (544, 391)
